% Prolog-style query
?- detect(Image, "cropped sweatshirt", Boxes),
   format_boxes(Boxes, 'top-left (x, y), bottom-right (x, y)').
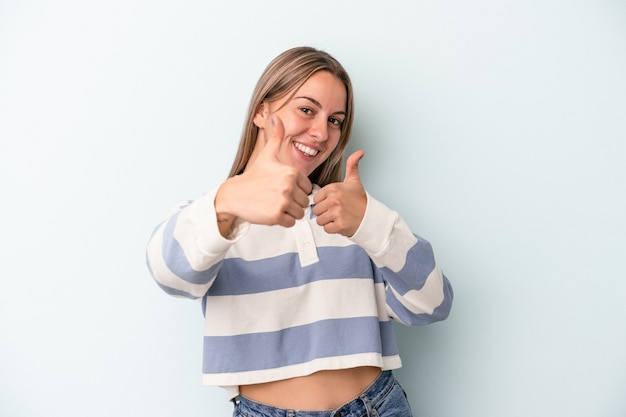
top-left (146, 184), bottom-right (453, 398)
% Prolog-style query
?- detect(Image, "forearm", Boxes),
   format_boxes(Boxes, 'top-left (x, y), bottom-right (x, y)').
top-left (349, 194), bottom-right (453, 324)
top-left (146, 186), bottom-right (249, 298)
top-left (214, 177), bottom-right (242, 238)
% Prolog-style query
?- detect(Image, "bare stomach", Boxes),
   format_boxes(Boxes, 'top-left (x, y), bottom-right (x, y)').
top-left (239, 366), bottom-right (382, 410)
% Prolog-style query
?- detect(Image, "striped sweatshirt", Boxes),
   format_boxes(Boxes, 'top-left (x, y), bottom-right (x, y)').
top-left (146, 184), bottom-right (453, 397)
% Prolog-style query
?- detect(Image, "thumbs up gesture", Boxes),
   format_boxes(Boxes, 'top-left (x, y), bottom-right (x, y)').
top-left (313, 150), bottom-right (367, 237)
top-left (215, 115), bottom-right (313, 234)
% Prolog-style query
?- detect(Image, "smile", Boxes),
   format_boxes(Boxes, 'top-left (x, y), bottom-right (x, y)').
top-left (294, 142), bottom-right (319, 157)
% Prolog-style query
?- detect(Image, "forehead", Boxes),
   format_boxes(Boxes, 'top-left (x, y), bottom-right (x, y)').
top-left (291, 71), bottom-right (347, 110)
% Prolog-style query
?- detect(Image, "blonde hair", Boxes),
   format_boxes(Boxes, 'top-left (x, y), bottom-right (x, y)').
top-left (228, 46), bottom-right (354, 187)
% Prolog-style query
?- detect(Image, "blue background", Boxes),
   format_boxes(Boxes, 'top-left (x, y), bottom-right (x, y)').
top-left (1, 1), bottom-right (624, 416)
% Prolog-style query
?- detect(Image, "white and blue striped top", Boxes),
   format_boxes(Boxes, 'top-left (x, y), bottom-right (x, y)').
top-left (146, 184), bottom-right (453, 397)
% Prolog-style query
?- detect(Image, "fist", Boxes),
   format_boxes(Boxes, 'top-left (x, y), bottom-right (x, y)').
top-left (313, 150), bottom-right (367, 236)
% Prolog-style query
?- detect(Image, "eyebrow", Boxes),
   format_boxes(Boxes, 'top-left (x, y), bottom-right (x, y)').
top-left (295, 96), bottom-right (346, 116)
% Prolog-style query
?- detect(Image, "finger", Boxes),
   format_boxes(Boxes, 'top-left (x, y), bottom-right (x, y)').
top-left (282, 201), bottom-right (306, 221)
top-left (296, 172), bottom-right (313, 196)
top-left (315, 212), bottom-right (342, 235)
top-left (292, 186), bottom-right (311, 209)
top-left (314, 209), bottom-right (331, 227)
top-left (276, 214), bottom-right (297, 228)
top-left (260, 115), bottom-right (285, 159)
top-left (343, 150), bottom-right (365, 183)
top-left (312, 185), bottom-right (328, 206)
top-left (267, 204), bottom-right (300, 227)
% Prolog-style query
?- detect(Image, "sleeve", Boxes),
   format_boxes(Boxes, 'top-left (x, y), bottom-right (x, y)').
top-left (348, 193), bottom-right (453, 325)
top-left (145, 185), bottom-right (249, 299)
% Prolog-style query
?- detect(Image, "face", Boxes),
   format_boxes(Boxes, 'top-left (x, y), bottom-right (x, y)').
top-left (251, 71), bottom-right (347, 177)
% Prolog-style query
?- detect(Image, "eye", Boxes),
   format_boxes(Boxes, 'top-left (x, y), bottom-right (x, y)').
top-left (328, 117), bottom-right (343, 127)
top-left (299, 107), bottom-right (314, 115)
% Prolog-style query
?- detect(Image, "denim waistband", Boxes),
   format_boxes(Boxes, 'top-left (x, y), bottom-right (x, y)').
top-left (235, 370), bottom-right (396, 417)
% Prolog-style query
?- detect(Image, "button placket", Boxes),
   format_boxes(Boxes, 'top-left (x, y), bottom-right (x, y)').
top-left (294, 218), bottom-right (319, 267)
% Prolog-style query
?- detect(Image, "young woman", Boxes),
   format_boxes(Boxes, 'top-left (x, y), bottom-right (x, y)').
top-left (146, 46), bottom-right (453, 417)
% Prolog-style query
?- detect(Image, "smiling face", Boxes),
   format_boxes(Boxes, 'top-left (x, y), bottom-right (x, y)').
top-left (250, 71), bottom-right (348, 177)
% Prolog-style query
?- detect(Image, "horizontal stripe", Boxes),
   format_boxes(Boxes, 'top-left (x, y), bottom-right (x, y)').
top-left (146, 220), bottom-right (214, 298)
top-left (153, 280), bottom-right (198, 299)
top-left (161, 213), bottom-right (222, 285)
top-left (147, 190), bottom-right (453, 388)
top-left (386, 273), bottom-right (454, 325)
top-left (203, 354), bottom-right (403, 387)
top-left (209, 245), bottom-right (380, 296)
top-left (390, 266), bottom-right (444, 315)
top-left (204, 279), bottom-right (388, 336)
top-left (146, 255), bottom-right (194, 297)
top-left (202, 317), bottom-right (398, 374)
top-left (226, 219), bottom-right (353, 262)
top-left (379, 237), bottom-right (436, 294)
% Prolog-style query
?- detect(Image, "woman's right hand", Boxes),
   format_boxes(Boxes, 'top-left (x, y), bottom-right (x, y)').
top-left (214, 116), bottom-right (312, 236)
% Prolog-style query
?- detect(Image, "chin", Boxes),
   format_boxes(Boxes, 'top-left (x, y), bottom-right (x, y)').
top-left (304, 164), bottom-right (322, 178)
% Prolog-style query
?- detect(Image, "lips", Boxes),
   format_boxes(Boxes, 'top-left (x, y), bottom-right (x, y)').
top-left (293, 142), bottom-right (319, 157)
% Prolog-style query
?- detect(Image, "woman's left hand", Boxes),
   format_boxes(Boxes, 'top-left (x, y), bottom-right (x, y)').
top-left (313, 150), bottom-right (367, 237)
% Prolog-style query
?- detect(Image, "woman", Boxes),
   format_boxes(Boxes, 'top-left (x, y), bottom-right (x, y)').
top-left (146, 46), bottom-right (453, 417)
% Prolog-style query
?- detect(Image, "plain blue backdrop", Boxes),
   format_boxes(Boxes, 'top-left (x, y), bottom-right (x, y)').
top-left (1, 1), bottom-right (624, 416)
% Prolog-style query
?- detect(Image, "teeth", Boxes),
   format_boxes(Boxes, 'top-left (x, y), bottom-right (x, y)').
top-left (294, 142), bottom-right (318, 157)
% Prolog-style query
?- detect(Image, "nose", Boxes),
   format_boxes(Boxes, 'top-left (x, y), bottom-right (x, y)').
top-left (309, 117), bottom-right (328, 143)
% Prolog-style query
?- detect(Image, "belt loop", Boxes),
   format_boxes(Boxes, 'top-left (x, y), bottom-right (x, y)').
top-left (286, 410), bottom-right (295, 417)
top-left (360, 394), bottom-right (374, 417)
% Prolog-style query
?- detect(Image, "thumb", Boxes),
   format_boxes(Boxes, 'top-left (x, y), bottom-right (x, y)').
top-left (343, 150), bottom-right (364, 183)
top-left (260, 115), bottom-right (285, 159)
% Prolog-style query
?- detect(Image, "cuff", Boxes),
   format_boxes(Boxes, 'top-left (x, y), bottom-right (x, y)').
top-left (185, 185), bottom-right (250, 254)
top-left (348, 192), bottom-right (398, 256)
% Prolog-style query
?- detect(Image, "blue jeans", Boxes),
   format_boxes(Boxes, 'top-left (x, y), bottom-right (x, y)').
top-left (232, 371), bottom-right (413, 417)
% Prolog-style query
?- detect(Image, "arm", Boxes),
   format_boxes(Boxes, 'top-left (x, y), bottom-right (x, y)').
top-left (147, 116), bottom-right (312, 298)
top-left (349, 194), bottom-right (454, 325)
top-left (145, 186), bottom-right (249, 299)
top-left (214, 114), bottom-right (313, 235)
top-left (313, 151), bottom-right (453, 324)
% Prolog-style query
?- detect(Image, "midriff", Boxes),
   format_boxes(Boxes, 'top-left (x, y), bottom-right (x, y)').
top-left (239, 366), bottom-right (382, 410)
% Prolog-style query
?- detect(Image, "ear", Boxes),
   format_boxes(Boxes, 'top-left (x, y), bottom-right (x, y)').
top-left (253, 101), bottom-right (268, 128)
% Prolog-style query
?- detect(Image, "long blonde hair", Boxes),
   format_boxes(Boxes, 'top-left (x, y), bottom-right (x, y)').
top-left (228, 46), bottom-right (354, 187)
